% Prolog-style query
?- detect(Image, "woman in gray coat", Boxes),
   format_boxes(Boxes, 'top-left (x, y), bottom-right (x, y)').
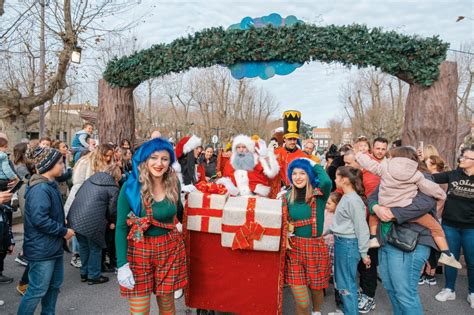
top-left (67, 166), bottom-right (121, 285)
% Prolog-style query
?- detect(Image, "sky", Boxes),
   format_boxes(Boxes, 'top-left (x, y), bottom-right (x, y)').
top-left (97, 0), bottom-right (473, 127)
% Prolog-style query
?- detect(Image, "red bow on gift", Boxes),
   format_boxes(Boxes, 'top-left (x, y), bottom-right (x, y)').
top-left (196, 182), bottom-right (228, 195)
top-left (126, 212), bottom-right (151, 242)
top-left (232, 221), bottom-right (265, 250)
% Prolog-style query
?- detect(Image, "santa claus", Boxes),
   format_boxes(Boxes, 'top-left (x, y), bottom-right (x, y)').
top-left (219, 135), bottom-right (279, 197)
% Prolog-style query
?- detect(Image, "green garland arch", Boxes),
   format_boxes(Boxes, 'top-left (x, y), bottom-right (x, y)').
top-left (103, 23), bottom-right (449, 88)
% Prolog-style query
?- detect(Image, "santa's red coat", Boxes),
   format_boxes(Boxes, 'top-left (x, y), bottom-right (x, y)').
top-left (223, 159), bottom-right (272, 197)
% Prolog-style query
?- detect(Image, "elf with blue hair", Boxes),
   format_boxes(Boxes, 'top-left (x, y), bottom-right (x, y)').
top-left (283, 158), bottom-right (332, 315)
top-left (115, 137), bottom-right (186, 315)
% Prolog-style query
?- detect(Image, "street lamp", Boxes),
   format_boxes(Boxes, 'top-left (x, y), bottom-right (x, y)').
top-left (71, 46), bottom-right (82, 64)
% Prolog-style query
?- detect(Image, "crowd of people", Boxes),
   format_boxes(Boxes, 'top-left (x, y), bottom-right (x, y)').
top-left (0, 110), bottom-right (472, 315)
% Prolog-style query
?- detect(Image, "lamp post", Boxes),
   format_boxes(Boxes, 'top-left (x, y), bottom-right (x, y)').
top-left (71, 46), bottom-right (82, 64)
top-left (211, 127), bottom-right (225, 150)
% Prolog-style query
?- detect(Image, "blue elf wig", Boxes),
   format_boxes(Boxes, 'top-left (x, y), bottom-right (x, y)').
top-left (124, 137), bottom-right (176, 215)
top-left (287, 158), bottom-right (320, 188)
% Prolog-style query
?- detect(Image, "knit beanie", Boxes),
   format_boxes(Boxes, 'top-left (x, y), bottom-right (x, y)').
top-left (30, 146), bottom-right (63, 174)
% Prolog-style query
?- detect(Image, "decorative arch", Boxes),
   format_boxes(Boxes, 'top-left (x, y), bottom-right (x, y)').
top-left (99, 19), bottom-right (459, 166)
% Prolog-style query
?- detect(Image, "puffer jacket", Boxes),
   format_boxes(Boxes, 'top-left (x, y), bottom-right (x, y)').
top-left (23, 175), bottom-right (67, 262)
top-left (67, 172), bottom-right (119, 248)
top-left (64, 156), bottom-right (94, 216)
top-left (356, 152), bottom-right (446, 208)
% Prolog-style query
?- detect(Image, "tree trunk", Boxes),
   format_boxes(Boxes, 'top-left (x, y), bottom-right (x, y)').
top-left (1, 115), bottom-right (28, 145)
top-left (402, 61), bottom-right (459, 168)
top-left (98, 79), bottom-right (137, 145)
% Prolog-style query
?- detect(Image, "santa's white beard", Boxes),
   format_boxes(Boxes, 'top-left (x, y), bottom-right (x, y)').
top-left (232, 152), bottom-right (256, 171)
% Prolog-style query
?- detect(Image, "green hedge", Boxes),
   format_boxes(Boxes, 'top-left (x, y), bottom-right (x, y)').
top-left (103, 23), bottom-right (448, 87)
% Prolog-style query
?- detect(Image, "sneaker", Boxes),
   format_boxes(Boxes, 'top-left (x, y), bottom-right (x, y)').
top-left (368, 238), bottom-right (380, 249)
top-left (174, 288), bottom-right (184, 299)
top-left (438, 253), bottom-right (462, 269)
top-left (16, 283), bottom-right (28, 296)
top-left (425, 275), bottom-right (437, 286)
top-left (358, 293), bottom-right (369, 309)
top-left (359, 294), bottom-right (376, 313)
top-left (468, 293), bottom-right (474, 309)
top-left (70, 254), bottom-right (82, 268)
top-left (418, 275), bottom-right (426, 285)
top-left (87, 276), bottom-right (109, 285)
top-left (0, 275), bottom-right (13, 284)
top-left (435, 288), bottom-right (456, 302)
top-left (15, 255), bottom-right (28, 267)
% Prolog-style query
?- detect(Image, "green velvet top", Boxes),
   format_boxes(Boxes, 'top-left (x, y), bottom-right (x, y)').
top-left (286, 164), bottom-right (332, 238)
top-left (115, 185), bottom-right (183, 268)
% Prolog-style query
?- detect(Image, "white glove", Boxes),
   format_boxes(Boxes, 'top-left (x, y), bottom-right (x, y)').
top-left (216, 177), bottom-right (239, 196)
top-left (276, 189), bottom-right (287, 200)
top-left (255, 139), bottom-right (269, 158)
top-left (181, 184), bottom-right (197, 193)
top-left (117, 263), bottom-right (135, 289)
top-left (176, 222), bottom-right (183, 233)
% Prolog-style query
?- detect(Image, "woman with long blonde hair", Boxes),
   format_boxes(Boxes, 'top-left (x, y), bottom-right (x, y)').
top-left (115, 138), bottom-right (185, 315)
top-left (283, 158), bottom-right (333, 315)
top-left (64, 143), bottom-right (115, 268)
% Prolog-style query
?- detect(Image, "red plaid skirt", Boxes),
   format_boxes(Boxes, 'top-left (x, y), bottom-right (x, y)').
top-left (120, 229), bottom-right (187, 297)
top-left (285, 236), bottom-right (331, 290)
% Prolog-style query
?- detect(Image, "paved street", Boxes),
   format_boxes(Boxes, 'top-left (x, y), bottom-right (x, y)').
top-left (0, 226), bottom-right (472, 314)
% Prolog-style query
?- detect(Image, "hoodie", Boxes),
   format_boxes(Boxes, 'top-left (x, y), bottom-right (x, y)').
top-left (23, 174), bottom-right (67, 262)
top-left (356, 152), bottom-right (446, 208)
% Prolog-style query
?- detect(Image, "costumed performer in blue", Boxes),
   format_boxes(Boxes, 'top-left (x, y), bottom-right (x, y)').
top-left (115, 137), bottom-right (186, 315)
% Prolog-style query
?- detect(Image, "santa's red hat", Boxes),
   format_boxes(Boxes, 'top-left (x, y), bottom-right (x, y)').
top-left (232, 134), bottom-right (255, 153)
top-left (175, 135), bottom-right (202, 160)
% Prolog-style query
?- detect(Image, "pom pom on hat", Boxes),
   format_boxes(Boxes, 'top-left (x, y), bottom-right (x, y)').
top-left (175, 135), bottom-right (202, 160)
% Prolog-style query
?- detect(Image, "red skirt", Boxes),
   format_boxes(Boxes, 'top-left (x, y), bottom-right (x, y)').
top-left (285, 236), bottom-right (331, 290)
top-left (120, 230), bottom-right (187, 297)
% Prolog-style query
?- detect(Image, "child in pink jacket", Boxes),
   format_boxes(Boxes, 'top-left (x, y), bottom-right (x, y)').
top-left (356, 146), bottom-right (461, 269)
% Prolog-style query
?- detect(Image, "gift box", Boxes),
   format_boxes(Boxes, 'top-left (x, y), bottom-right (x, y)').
top-left (221, 196), bottom-right (282, 252)
top-left (186, 183), bottom-right (228, 234)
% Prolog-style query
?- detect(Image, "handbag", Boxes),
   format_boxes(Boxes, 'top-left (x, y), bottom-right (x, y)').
top-left (386, 224), bottom-right (419, 252)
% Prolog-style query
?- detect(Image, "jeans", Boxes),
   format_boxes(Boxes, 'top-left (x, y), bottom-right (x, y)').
top-left (17, 256), bottom-right (64, 315)
top-left (358, 247), bottom-right (379, 298)
top-left (76, 233), bottom-right (102, 280)
top-left (442, 224), bottom-right (474, 293)
top-left (71, 236), bottom-right (80, 254)
top-left (379, 243), bottom-right (430, 315)
top-left (334, 236), bottom-right (360, 315)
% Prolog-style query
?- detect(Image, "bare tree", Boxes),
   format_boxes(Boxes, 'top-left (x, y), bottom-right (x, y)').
top-left (0, 0), bottom-right (142, 143)
top-left (451, 42), bottom-right (474, 146)
top-left (132, 66), bottom-right (279, 144)
top-left (328, 117), bottom-right (345, 145)
top-left (341, 69), bottom-right (406, 142)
